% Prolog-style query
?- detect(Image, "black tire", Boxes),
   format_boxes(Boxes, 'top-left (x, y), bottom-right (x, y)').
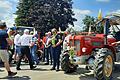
top-left (94, 48), bottom-right (114, 80)
top-left (61, 53), bottom-right (70, 72)
top-left (61, 53), bottom-right (77, 73)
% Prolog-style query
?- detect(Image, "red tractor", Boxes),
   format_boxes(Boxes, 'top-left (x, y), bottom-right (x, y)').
top-left (61, 14), bottom-right (120, 80)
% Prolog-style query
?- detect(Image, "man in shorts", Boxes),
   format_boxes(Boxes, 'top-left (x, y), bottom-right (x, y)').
top-left (0, 22), bottom-right (17, 76)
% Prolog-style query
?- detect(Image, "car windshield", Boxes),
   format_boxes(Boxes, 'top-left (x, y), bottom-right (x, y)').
top-left (17, 26), bottom-right (35, 35)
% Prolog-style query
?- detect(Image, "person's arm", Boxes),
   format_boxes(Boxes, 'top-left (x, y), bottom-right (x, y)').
top-left (5, 32), bottom-right (13, 45)
top-left (53, 35), bottom-right (62, 47)
top-left (6, 38), bottom-right (13, 45)
top-left (112, 41), bottom-right (120, 45)
top-left (41, 39), bottom-right (45, 45)
top-left (55, 39), bottom-right (62, 47)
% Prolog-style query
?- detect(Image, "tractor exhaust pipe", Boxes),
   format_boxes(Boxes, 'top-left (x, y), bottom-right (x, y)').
top-left (104, 19), bottom-right (110, 45)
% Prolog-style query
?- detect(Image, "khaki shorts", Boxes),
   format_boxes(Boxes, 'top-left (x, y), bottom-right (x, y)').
top-left (0, 50), bottom-right (9, 62)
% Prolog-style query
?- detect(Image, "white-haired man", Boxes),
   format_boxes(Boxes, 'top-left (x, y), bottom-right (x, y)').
top-left (16, 29), bottom-right (36, 70)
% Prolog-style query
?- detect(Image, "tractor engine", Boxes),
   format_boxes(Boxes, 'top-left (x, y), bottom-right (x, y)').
top-left (61, 34), bottom-right (116, 69)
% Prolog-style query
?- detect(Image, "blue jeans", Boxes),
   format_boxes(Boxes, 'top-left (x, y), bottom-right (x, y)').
top-left (45, 46), bottom-right (52, 64)
top-left (30, 45), bottom-right (39, 64)
top-left (15, 45), bottom-right (21, 55)
top-left (52, 46), bottom-right (61, 69)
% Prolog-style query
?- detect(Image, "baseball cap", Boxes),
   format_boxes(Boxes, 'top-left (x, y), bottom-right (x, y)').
top-left (0, 22), bottom-right (6, 27)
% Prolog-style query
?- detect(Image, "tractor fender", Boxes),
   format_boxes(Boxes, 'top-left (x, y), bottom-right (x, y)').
top-left (104, 45), bottom-right (116, 61)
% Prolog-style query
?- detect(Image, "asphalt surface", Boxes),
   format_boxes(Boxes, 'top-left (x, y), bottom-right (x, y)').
top-left (0, 62), bottom-right (120, 80)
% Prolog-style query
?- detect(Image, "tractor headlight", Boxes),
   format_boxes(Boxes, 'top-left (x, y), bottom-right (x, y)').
top-left (82, 47), bottom-right (87, 52)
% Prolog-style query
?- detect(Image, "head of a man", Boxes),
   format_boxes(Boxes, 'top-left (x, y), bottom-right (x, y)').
top-left (51, 28), bottom-right (57, 35)
top-left (0, 22), bottom-right (7, 30)
top-left (8, 27), bottom-right (17, 35)
top-left (24, 29), bottom-right (29, 34)
top-left (45, 32), bottom-right (48, 36)
top-left (47, 32), bottom-right (51, 37)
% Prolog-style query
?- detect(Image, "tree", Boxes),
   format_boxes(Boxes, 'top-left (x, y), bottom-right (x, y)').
top-left (29, 0), bottom-right (77, 32)
top-left (82, 15), bottom-right (104, 33)
top-left (82, 15), bottom-right (95, 32)
top-left (15, 0), bottom-right (37, 26)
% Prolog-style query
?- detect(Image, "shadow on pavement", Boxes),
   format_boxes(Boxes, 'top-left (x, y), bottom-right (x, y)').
top-left (19, 68), bottom-right (50, 71)
top-left (79, 64), bottom-right (120, 80)
top-left (0, 76), bottom-right (31, 80)
top-left (65, 67), bottom-right (91, 75)
top-left (112, 64), bottom-right (120, 80)
top-left (32, 68), bottom-right (50, 71)
top-left (65, 64), bottom-right (120, 80)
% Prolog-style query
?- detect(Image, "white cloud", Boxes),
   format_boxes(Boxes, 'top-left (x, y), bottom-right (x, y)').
top-left (110, 9), bottom-right (120, 14)
top-left (73, 8), bottom-right (91, 15)
top-left (0, 0), bottom-right (12, 10)
top-left (96, 0), bottom-right (110, 2)
top-left (72, 8), bottom-right (92, 31)
top-left (0, 0), bottom-right (17, 27)
top-left (3, 14), bottom-right (17, 27)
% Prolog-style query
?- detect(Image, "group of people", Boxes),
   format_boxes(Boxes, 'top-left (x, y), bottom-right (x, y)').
top-left (0, 21), bottom-right (72, 76)
top-left (14, 27), bottom-right (64, 71)
top-left (43, 28), bottom-right (63, 71)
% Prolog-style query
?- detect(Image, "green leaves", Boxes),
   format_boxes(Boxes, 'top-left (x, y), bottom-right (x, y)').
top-left (15, 0), bottom-right (76, 33)
top-left (82, 15), bottom-right (95, 32)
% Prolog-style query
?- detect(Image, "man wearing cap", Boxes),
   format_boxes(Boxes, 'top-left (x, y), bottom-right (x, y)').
top-left (0, 22), bottom-right (17, 76)
top-left (51, 28), bottom-right (62, 71)
top-left (16, 29), bottom-right (36, 70)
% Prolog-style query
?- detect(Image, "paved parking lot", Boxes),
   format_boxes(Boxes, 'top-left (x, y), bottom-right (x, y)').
top-left (0, 62), bottom-right (120, 80)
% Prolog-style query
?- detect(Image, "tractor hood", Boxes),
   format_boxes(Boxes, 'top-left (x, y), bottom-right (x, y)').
top-left (69, 34), bottom-right (116, 56)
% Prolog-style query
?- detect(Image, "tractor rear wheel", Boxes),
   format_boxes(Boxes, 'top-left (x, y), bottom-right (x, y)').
top-left (61, 53), bottom-right (77, 73)
top-left (94, 48), bottom-right (113, 80)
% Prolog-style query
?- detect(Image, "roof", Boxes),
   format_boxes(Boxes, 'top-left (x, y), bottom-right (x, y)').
top-left (106, 13), bottom-right (120, 25)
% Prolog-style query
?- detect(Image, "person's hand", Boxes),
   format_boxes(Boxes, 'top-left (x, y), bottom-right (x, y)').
top-left (111, 42), bottom-right (116, 45)
top-left (52, 45), bottom-right (56, 48)
top-left (111, 42), bottom-right (118, 46)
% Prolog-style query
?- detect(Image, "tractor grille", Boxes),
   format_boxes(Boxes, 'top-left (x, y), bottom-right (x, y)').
top-left (69, 40), bottom-right (73, 46)
top-left (69, 40), bottom-right (80, 51)
top-left (74, 40), bottom-right (80, 51)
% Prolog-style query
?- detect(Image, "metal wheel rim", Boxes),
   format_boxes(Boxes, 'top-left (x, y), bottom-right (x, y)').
top-left (104, 55), bottom-right (113, 77)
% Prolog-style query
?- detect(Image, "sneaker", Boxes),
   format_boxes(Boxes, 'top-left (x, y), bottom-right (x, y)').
top-left (44, 63), bottom-right (49, 65)
top-left (8, 72), bottom-right (17, 76)
top-left (56, 69), bottom-right (60, 72)
top-left (30, 66), bottom-right (37, 70)
top-left (50, 68), bottom-right (55, 70)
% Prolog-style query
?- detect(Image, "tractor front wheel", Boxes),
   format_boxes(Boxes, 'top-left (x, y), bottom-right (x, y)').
top-left (61, 53), bottom-right (77, 73)
top-left (94, 48), bottom-right (113, 80)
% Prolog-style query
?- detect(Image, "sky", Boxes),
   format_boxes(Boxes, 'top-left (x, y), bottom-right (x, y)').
top-left (0, 0), bottom-right (120, 30)
top-left (72, 0), bottom-right (120, 30)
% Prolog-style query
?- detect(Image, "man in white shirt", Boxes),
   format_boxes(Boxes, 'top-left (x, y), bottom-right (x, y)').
top-left (13, 31), bottom-right (21, 62)
top-left (44, 32), bottom-right (52, 65)
top-left (16, 29), bottom-right (36, 70)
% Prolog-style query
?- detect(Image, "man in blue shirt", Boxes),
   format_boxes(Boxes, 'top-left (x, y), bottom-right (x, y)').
top-left (0, 22), bottom-right (17, 76)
